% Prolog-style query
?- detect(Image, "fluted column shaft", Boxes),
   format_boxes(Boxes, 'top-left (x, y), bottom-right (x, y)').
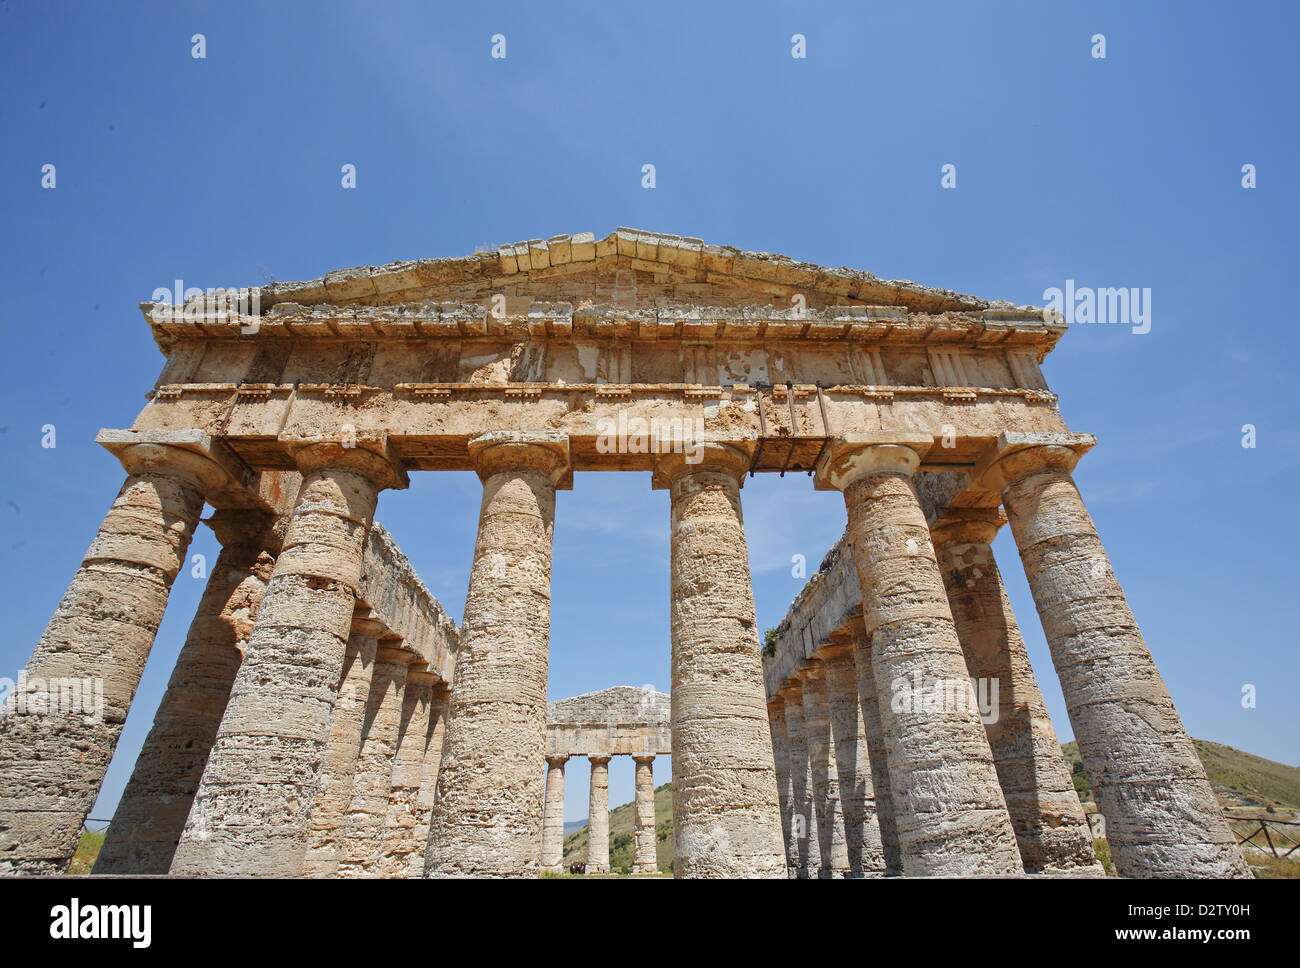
top-left (780, 687), bottom-right (819, 877)
top-left (818, 439), bottom-right (1023, 875)
top-left (338, 645), bottom-right (412, 876)
top-left (424, 433), bottom-right (569, 877)
top-left (94, 507), bottom-right (282, 874)
top-left (633, 755), bottom-right (658, 874)
top-left (657, 444), bottom-right (786, 878)
top-left (379, 670), bottom-right (438, 877)
top-left (986, 440), bottom-right (1249, 878)
top-left (171, 440), bottom-right (406, 876)
top-left (932, 509), bottom-right (1101, 874)
top-left (824, 644), bottom-right (887, 876)
top-left (847, 624), bottom-right (903, 874)
top-left (767, 699), bottom-right (795, 873)
top-left (302, 619), bottom-right (379, 876)
top-left (587, 755), bottom-right (611, 874)
top-left (541, 755), bottom-right (569, 872)
top-left (0, 443), bottom-right (223, 874)
top-left (800, 664), bottom-right (849, 877)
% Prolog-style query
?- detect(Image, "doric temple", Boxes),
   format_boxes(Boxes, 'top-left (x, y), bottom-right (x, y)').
top-left (0, 228), bottom-right (1248, 878)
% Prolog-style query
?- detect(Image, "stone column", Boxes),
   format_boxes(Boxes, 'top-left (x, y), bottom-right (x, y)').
top-left (379, 668), bottom-right (439, 877)
top-left (931, 507), bottom-right (1101, 875)
top-left (587, 755), bottom-right (611, 874)
top-left (816, 435), bottom-right (1023, 876)
top-left (171, 437), bottom-right (407, 876)
top-left (823, 638), bottom-right (887, 876)
top-left (779, 685), bottom-right (819, 878)
top-left (540, 755), bottom-right (569, 873)
top-left (767, 698), bottom-right (795, 873)
top-left (0, 440), bottom-right (230, 874)
top-left (407, 683), bottom-right (452, 878)
top-left (847, 619), bottom-right (903, 874)
top-left (799, 662), bottom-right (849, 877)
top-left (632, 755), bottom-right (658, 874)
top-left (979, 433), bottom-right (1250, 878)
top-left (338, 644), bottom-right (413, 876)
top-left (655, 444), bottom-right (787, 878)
top-left (301, 615), bottom-right (380, 877)
top-left (94, 507), bottom-right (282, 875)
top-left (424, 432), bottom-right (569, 877)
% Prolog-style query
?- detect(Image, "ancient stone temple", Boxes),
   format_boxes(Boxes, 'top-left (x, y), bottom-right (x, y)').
top-left (0, 228), bottom-right (1247, 878)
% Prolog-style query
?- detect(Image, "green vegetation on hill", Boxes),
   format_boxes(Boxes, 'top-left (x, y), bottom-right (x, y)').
top-left (562, 782), bottom-right (673, 875)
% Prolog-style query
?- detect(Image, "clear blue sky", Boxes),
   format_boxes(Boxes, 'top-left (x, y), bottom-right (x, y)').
top-left (1, 1), bottom-right (1295, 825)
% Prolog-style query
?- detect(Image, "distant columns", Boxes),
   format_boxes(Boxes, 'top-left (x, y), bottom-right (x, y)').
top-left (767, 698), bottom-right (795, 874)
top-left (655, 444), bottom-right (786, 878)
top-left (541, 755), bottom-right (569, 873)
top-left (587, 755), bottom-right (611, 874)
top-left (847, 620), bottom-right (902, 875)
top-left (632, 755), bottom-right (658, 874)
top-left (0, 441), bottom-right (227, 874)
top-left (94, 508), bottom-right (281, 875)
top-left (300, 615), bottom-right (379, 877)
top-left (823, 639), bottom-right (887, 876)
top-left (424, 433), bottom-right (569, 878)
top-left (378, 668), bottom-right (438, 877)
top-left (779, 686), bottom-right (818, 878)
top-left (981, 435), bottom-right (1250, 878)
top-left (816, 436), bottom-right (1023, 875)
top-left (171, 438), bottom-right (407, 876)
top-left (798, 662), bottom-right (849, 877)
top-left (338, 644), bottom-right (413, 876)
top-left (407, 683), bottom-right (451, 878)
top-left (930, 507), bottom-right (1101, 875)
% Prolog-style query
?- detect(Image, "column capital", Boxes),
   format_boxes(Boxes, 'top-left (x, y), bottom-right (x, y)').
top-left (929, 507), bottom-right (1005, 549)
top-left (972, 431), bottom-right (1096, 495)
top-left (777, 682), bottom-right (805, 706)
top-left (406, 667), bottom-right (440, 688)
top-left (374, 644), bottom-right (414, 665)
top-left (813, 433), bottom-right (933, 492)
top-left (98, 428), bottom-right (250, 496)
top-left (588, 754), bottom-right (612, 766)
top-left (206, 507), bottom-right (284, 552)
top-left (350, 610), bottom-right (389, 639)
top-left (545, 754), bottom-right (571, 768)
top-left (632, 754), bottom-right (656, 765)
top-left (651, 440), bottom-right (752, 489)
top-left (468, 431), bottom-right (571, 489)
top-left (795, 658), bottom-right (827, 682)
top-left (281, 434), bottom-right (409, 491)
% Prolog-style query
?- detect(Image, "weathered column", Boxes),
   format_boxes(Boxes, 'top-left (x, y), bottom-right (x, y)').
top-left (799, 662), bottom-right (849, 877)
top-left (171, 437), bottom-right (407, 876)
top-left (540, 755), bottom-right (569, 873)
top-left (587, 755), bottom-right (611, 874)
top-left (767, 697), bottom-right (795, 873)
top-left (931, 507), bottom-right (1101, 875)
top-left (979, 433), bottom-right (1250, 878)
top-left (632, 755), bottom-right (658, 874)
top-left (0, 438), bottom-right (231, 874)
top-left (823, 637), bottom-right (887, 876)
top-left (816, 435), bottom-right (1023, 875)
top-left (655, 444), bottom-right (787, 878)
top-left (301, 614), bottom-right (380, 877)
top-left (338, 644), bottom-right (413, 876)
top-left (94, 507), bottom-right (282, 875)
top-left (378, 668), bottom-right (439, 877)
top-left (424, 432), bottom-right (569, 877)
top-left (407, 683), bottom-right (451, 878)
top-left (779, 685), bottom-right (819, 877)
top-left (847, 619), bottom-right (903, 874)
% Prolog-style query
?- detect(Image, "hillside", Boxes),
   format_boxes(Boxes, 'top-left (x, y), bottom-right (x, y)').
top-left (561, 782), bottom-right (673, 874)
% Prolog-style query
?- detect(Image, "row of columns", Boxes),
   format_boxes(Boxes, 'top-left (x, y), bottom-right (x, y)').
top-left (540, 754), bottom-right (660, 874)
top-left (770, 434), bottom-right (1249, 878)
